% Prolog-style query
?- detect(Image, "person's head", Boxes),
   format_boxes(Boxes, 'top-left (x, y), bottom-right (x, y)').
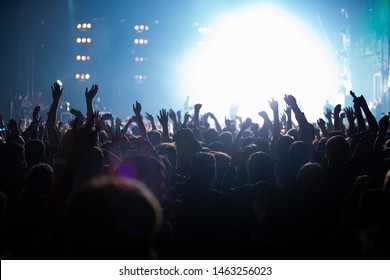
top-left (218, 131), bottom-right (233, 151)
top-left (25, 139), bottom-right (45, 167)
top-left (0, 142), bottom-right (25, 174)
top-left (246, 151), bottom-right (276, 186)
top-left (75, 146), bottom-right (104, 183)
top-left (147, 130), bottom-right (162, 147)
top-left (296, 162), bottom-right (323, 192)
top-left (189, 151), bottom-right (216, 188)
top-left (326, 135), bottom-right (350, 166)
top-left (203, 128), bottom-right (219, 146)
top-left (275, 135), bottom-right (294, 160)
top-left (288, 141), bottom-right (311, 174)
top-left (117, 154), bottom-right (166, 200)
top-left (66, 176), bottom-right (162, 259)
top-left (173, 128), bottom-right (203, 175)
top-left (26, 163), bottom-right (55, 197)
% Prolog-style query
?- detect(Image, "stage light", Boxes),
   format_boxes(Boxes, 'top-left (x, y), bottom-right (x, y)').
top-left (77, 24), bottom-right (82, 29)
top-left (181, 3), bottom-right (339, 121)
top-left (144, 39), bottom-right (148, 44)
top-left (80, 74), bottom-right (85, 79)
top-left (81, 38), bottom-right (86, 43)
top-left (81, 56), bottom-right (86, 61)
top-left (82, 23), bottom-right (87, 29)
top-left (140, 57), bottom-right (144, 62)
top-left (75, 74), bottom-right (80, 79)
top-left (86, 38), bottom-right (91, 43)
top-left (76, 38), bottom-right (81, 43)
top-left (139, 39), bottom-right (144, 44)
top-left (145, 25), bottom-right (149, 31)
top-left (86, 56), bottom-right (90, 60)
top-left (134, 39), bottom-right (139, 44)
top-left (87, 23), bottom-right (92, 29)
top-left (135, 57), bottom-right (139, 62)
top-left (76, 55), bottom-right (81, 61)
top-left (140, 25), bottom-right (145, 30)
top-left (85, 74), bottom-right (90, 79)
top-left (134, 25), bottom-right (139, 31)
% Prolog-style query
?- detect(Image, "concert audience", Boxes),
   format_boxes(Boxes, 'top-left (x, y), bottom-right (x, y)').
top-left (0, 82), bottom-right (389, 260)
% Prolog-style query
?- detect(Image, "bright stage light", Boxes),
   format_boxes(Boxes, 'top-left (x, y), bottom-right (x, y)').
top-left (181, 4), bottom-right (339, 122)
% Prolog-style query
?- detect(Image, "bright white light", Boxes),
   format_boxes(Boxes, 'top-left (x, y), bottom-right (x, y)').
top-left (181, 4), bottom-right (339, 122)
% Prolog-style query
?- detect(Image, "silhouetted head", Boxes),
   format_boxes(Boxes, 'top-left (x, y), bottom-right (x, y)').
top-left (203, 128), bottom-right (219, 146)
top-left (275, 135), bottom-right (294, 159)
top-left (66, 176), bottom-right (162, 259)
top-left (189, 151), bottom-right (216, 188)
top-left (326, 135), bottom-right (350, 166)
top-left (117, 154), bottom-right (166, 200)
top-left (0, 142), bottom-right (25, 174)
top-left (288, 141), bottom-right (311, 174)
top-left (147, 130), bottom-right (162, 147)
top-left (218, 131), bottom-right (233, 151)
top-left (297, 162), bottom-right (323, 192)
top-left (25, 139), bottom-right (45, 167)
top-left (246, 151), bottom-right (276, 186)
top-left (26, 163), bottom-right (54, 197)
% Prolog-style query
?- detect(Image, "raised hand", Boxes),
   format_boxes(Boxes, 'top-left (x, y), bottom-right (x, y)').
top-left (352, 93), bottom-right (367, 108)
top-left (51, 82), bottom-right (63, 101)
top-left (145, 112), bottom-right (155, 123)
top-left (32, 106), bottom-right (42, 124)
top-left (283, 94), bottom-right (297, 107)
top-left (269, 98), bottom-right (278, 111)
top-left (324, 108), bottom-right (332, 120)
top-left (133, 101), bottom-right (142, 117)
top-left (317, 118), bottom-right (326, 129)
top-left (241, 117), bottom-right (252, 130)
top-left (85, 84), bottom-right (99, 101)
top-left (344, 107), bottom-right (355, 123)
top-left (168, 109), bottom-right (178, 124)
top-left (334, 104), bottom-right (342, 116)
top-left (157, 109), bottom-right (169, 127)
top-left (194, 103), bottom-right (202, 112)
top-left (258, 111), bottom-right (270, 120)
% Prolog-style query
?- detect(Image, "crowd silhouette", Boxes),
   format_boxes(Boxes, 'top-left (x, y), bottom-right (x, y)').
top-left (0, 82), bottom-right (389, 259)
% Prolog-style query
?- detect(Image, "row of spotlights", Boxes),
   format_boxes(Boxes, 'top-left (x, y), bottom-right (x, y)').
top-left (75, 73), bottom-right (91, 80)
top-left (134, 75), bottom-right (148, 80)
top-left (134, 25), bottom-right (149, 31)
top-left (134, 39), bottom-right (148, 44)
top-left (76, 55), bottom-right (91, 61)
top-left (76, 38), bottom-right (92, 43)
top-left (135, 57), bottom-right (146, 62)
top-left (76, 23), bottom-right (92, 29)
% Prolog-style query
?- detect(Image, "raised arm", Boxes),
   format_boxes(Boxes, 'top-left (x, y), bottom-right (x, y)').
top-left (352, 91), bottom-right (379, 134)
top-left (344, 107), bottom-right (356, 137)
top-left (47, 82), bottom-right (62, 149)
top-left (269, 98), bottom-right (280, 140)
top-left (145, 112), bottom-right (157, 130)
top-left (208, 112), bottom-right (222, 133)
top-left (85, 84), bottom-right (99, 120)
top-left (157, 109), bottom-right (170, 143)
top-left (333, 104), bottom-right (342, 131)
top-left (21, 105), bottom-right (42, 141)
top-left (132, 101), bottom-right (148, 140)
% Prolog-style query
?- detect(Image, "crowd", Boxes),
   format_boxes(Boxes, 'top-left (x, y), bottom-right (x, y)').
top-left (0, 82), bottom-right (389, 259)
